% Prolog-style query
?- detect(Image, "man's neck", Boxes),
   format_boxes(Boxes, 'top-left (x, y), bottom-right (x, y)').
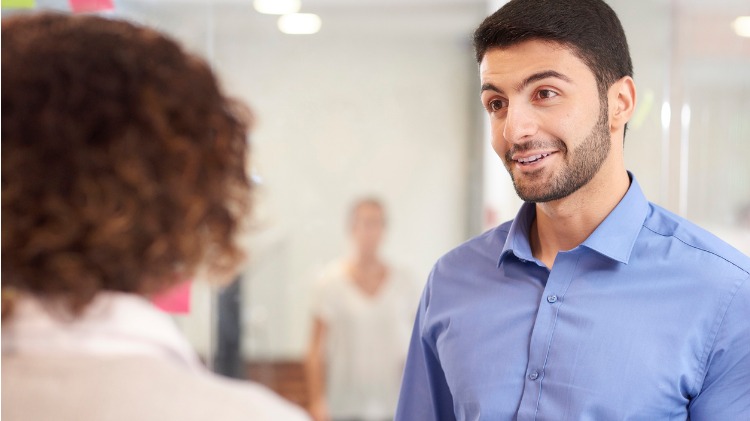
top-left (530, 168), bottom-right (630, 268)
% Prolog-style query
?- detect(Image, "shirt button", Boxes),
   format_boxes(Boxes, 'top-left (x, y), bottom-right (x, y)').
top-left (528, 371), bottom-right (539, 381)
top-left (547, 295), bottom-right (558, 303)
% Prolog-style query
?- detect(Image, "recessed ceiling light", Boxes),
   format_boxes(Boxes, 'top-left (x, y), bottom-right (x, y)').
top-left (731, 16), bottom-right (750, 38)
top-left (254, 0), bottom-right (300, 15)
top-left (278, 13), bottom-right (321, 35)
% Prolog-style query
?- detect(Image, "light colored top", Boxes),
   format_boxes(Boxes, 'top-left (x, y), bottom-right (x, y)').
top-left (312, 260), bottom-right (419, 420)
top-left (2, 292), bottom-right (311, 421)
top-left (396, 174), bottom-right (750, 421)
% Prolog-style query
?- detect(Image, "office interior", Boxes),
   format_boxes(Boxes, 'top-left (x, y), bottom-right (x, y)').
top-left (3, 0), bottom-right (749, 413)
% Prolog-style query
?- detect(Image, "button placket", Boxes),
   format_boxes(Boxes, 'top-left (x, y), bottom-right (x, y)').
top-left (516, 252), bottom-right (582, 421)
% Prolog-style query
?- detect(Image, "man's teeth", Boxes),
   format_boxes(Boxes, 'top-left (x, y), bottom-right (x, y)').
top-left (517, 153), bottom-right (551, 164)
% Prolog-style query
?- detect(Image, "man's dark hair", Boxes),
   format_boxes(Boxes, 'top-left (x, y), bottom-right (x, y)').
top-left (473, 0), bottom-right (633, 97)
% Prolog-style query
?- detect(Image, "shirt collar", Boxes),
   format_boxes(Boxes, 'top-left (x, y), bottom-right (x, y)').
top-left (498, 202), bottom-right (537, 266)
top-left (2, 291), bottom-right (203, 371)
top-left (498, 172), bottom-right (649, 266)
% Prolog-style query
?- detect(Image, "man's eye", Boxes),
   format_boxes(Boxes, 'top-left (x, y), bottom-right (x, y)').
top-left (488, 99), bottom-right (506, 112)
top-left (537, 89), bottom-right (558, 99)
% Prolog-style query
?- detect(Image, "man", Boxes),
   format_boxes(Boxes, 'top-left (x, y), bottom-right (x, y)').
top-left (395, 0), bottom-right (750, 420)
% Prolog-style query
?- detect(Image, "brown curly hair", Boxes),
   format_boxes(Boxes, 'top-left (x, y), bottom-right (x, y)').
top-left (2, 13), bottom-right (253, 317)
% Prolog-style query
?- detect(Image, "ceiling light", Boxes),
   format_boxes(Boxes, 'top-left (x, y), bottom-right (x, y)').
top-left (278, 13), bottom-right (321, 35)
top-left (732, 16), bottom-right (750, 38)
top-left (254, 0), bottom-right (300, 15)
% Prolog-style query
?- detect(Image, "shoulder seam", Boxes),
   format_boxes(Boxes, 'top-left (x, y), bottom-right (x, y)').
top-left (641, 225), bottom-right (750, 276)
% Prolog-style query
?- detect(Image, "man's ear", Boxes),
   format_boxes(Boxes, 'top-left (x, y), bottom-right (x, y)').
top-left (609, 76), bottom-right (636, 133)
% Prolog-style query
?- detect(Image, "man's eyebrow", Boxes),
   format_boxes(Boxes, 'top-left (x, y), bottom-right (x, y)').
top-left (516, 70), bottom-right (571, 92)
top-left (480, 82), bottom-right (502, 94)
top-left (480, 70), bottom-right (572, 95)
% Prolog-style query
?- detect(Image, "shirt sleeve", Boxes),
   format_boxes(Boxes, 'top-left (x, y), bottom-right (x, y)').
top-left (688, 274), bottom-right (750, 419)
top-left (394, 273), bottom-right (456, 421)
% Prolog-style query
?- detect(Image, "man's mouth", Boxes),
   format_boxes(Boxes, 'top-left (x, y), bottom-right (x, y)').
top-left (515, 152), bottom-right (552, 165)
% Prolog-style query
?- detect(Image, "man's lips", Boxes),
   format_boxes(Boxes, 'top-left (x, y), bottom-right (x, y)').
top-left (516, 152), bottom-right (551, 164)
top-left (511, 151), bottom-right (558, 165)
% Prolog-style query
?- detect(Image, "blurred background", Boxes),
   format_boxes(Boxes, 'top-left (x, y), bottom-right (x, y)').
top-left (4, 0), bottom-right (749, 414)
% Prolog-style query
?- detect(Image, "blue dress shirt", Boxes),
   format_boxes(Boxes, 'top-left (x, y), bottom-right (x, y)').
top-left (396, 175), bottom-right (750, 421)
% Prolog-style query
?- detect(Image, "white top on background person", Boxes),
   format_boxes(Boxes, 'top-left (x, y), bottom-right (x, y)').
top-left (306, 199), bottom-right (420, 421)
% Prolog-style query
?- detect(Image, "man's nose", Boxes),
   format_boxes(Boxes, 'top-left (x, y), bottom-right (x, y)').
top-left (502, 103), bottom-right (538, 144)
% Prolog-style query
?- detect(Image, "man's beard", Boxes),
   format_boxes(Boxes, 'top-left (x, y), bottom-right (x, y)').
top-left (504, 102), bottom-right (611, 203)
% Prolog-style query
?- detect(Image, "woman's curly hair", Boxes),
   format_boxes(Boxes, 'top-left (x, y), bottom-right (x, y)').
top-left (2, 13), bottom-right (253, 316)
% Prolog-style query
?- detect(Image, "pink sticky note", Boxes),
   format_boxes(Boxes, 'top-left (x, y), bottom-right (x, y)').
top-left (68, 0), bottom-right (113, 13)
top-left (152, 281), bottom-right (192, 314)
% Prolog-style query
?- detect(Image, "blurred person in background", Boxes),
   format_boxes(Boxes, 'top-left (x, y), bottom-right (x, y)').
top-left (306, 198), bottom-right (418, 421)
top-left (1, 13), bottom-right (309, 421)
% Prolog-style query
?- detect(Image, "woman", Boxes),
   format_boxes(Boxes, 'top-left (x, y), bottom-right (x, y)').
top-left (1, 13), bottom-right (309, 421)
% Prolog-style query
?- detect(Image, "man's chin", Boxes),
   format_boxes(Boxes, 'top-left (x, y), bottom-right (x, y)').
top-left (511, 172), bottom-right (551, 200)
top-left (513, 183), bottom-right (545, 203)
top-left (513, 181), bottom-right (566, 203)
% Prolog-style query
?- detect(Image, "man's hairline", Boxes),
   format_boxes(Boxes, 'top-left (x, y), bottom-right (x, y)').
top-left (477, 39), bottom-right (604, 94)
top-left (477, 38), bottom-right (611, 91)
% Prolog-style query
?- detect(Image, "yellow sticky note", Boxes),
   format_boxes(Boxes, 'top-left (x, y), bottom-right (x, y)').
top-left (1, 0), bottom-right (35, 8)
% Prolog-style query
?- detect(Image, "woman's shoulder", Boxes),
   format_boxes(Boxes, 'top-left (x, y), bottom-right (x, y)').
top-left (188, 368), bottom-right (311, 420)
top-left (109, 356), bottom-right (312, 421)
top-left (2, 354), bottom-right (310, 421)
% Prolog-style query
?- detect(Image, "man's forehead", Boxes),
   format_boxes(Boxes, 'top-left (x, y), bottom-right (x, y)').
top-left (479, 41), bottom-right (590, 85)
top-left (481, 41), bottom-right (575, 69)
top-left (480, 39), bottom-right (573, 63)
